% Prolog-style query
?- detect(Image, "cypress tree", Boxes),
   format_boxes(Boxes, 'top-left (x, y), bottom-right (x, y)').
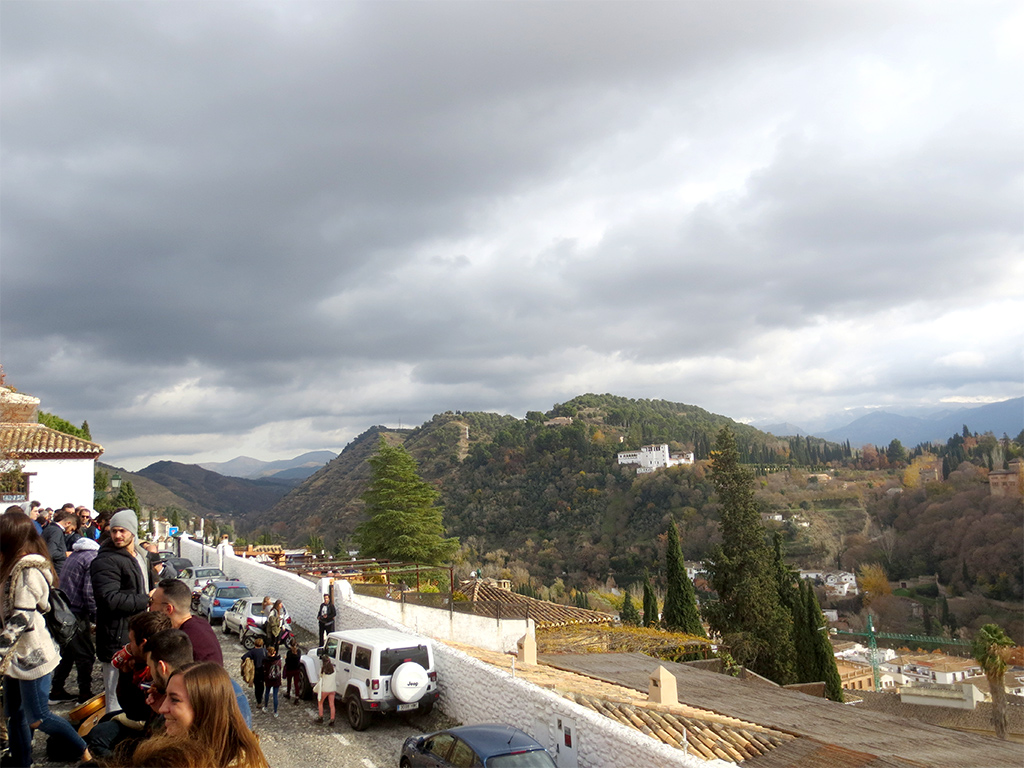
top-left (805, 580), bottom-right (843, 701)
top-left (704, 426), bottom-right (795, 684)
top-left (662, 520), bottom-right (705, 636)
top-left (620, 589), bottom-right (641, 626)
top-left (642, 573), bottom-right (658, 628)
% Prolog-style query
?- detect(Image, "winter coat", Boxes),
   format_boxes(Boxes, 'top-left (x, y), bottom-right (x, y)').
top-left (317, 602), bottom-right (336, 625)
top-left (40, 523), bottom-right (67, 574)
top-left (90, 542), bottom-right (149, 662)
top-left (0, 554), bottom-right (60, 680)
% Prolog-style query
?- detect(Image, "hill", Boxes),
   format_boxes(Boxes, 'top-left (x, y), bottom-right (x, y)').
top-left (136, 461), bottom-right (295, 517)
top-left (97, 462), bottom-right (213, 517)
top-left (199, 450), bottom-right (337, 480)
top-left (249, 394), bottom-right (797, 581)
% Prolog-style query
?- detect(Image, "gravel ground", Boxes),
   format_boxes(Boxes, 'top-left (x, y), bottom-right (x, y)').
top-left (23, 616), bottom-right (457, 767)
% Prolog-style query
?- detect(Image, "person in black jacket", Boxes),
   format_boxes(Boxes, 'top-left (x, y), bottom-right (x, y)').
top-left (90, 509), bottom-right (150, 714)
top-left (316, 593), bottom-right (336, 646)
top-left (41, 509), bottom-right (75, 575)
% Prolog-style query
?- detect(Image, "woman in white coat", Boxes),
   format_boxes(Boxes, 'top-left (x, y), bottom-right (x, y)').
top-left (314, 652), bottom-right (336, 726)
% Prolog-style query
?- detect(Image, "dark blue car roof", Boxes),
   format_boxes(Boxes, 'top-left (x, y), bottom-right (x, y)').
top-left (443, 724), bottom-right (546, 758)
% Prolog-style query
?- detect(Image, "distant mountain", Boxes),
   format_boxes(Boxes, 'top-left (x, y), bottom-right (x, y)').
top-left (819, 397), bottom-right (1023, 447)
top-left (97, 462), bottom-right (211, 516)
top-left (199, 450), bottom-right (337, 480)
top-left (136, 461), bottom-right (295, 517)
top-left (757, 422), bottom-right (808, 437)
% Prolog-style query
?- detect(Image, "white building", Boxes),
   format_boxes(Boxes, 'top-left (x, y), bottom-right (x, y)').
top-left (616, 444), bottom-right (694, 474)
top-left (1, 387), bottom-right (103, 508)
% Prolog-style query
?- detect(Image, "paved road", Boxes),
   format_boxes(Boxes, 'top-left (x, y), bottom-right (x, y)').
top-left (219, 621), bottom-right (456, 768)
top-left (34, 616), bottom-right (456, 767)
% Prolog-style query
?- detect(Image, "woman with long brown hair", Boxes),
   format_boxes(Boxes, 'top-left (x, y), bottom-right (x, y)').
top-left (131, 661), bottom-right (268, 768)
top-left (1, 510), bottom-right (93, 765)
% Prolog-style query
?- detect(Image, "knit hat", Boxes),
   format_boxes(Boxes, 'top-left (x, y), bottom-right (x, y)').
top-left (109, 509), bottom-right (139, 538)
top-left (73, 538), bottom-right (100, 552)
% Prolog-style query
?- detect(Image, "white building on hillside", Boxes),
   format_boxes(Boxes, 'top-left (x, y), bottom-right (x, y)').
top-left (616, 444), bottom-right (694, 474)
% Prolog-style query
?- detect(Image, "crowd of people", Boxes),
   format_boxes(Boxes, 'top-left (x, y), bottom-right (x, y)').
top-left (1, 503), bottom-right (270, 768)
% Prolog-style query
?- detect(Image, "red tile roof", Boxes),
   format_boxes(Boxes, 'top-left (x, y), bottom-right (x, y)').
top-left (0, 423), bottom-right (103, 458)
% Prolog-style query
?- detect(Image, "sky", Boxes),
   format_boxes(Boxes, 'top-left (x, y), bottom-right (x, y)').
top-left (2, 1), bottom-right (1022, 471)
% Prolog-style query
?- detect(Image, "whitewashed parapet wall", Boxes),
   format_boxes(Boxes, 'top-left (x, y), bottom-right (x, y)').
top-left (181, 539), bottom-right (720, 768)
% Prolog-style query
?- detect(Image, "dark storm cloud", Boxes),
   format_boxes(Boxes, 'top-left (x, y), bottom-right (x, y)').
top-left (2, 0), bottom-right (1020, 465)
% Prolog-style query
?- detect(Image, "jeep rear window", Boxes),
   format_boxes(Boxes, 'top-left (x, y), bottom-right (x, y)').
top-left (380, 646), bottom-right (429, 676)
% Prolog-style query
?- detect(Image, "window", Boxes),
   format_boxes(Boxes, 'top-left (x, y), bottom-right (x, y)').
top-left (425, 734), bottom-right (455, 760)
top-left (339, 642), bottom-right (353, 664)
top-left (354, 646), bottom-right (371, 670)
top-left (324, 637), bottom-right (339, 659)
top-left (447, 738), bottom-right (479, 767)
top-left (380, 645), bottom-right (430, 676)
top-left (217, 587), bottom-right (251, 598)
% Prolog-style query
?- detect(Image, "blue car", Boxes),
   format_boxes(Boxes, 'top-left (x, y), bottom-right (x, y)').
top-left (400, 724), bottom-right (556, 767)
top-left (197, 580), bottom-right (252, 622)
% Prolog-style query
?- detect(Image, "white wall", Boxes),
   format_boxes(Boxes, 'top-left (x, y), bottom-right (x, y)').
top-left (348, 593), bottom-right (532, 653)
top-left (22, 457), bottom-right (95, 509)
top-left (182, 538), bottom-right (722, 768)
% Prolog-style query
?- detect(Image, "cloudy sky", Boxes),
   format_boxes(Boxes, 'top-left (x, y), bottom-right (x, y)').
top-left (2, 1), bottom-right (1021, 470)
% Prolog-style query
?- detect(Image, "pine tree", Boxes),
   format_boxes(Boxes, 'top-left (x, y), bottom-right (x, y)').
top-left (662, 521), bottom-right (706, 636)
top-left (642, 573), bottom-right (658, 628)
top-left (113, 480), bottom-right (142, 518)
top-left (354, 438), bottom-right (459, 564)
top-left (620, 589), bottom-right (641, 626)
top-left (704, 426), bottom-right (795, 684)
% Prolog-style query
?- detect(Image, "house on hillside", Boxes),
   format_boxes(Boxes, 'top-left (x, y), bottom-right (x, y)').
top-left (616, 443), bottom-right (694, 474)
top-left (0, 387), bottom-right (103, 508)
top-left (883, 652), bottom-right (980, 687)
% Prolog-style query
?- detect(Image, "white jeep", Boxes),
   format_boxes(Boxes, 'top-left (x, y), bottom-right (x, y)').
top-left (298, 628), bottom-right (439, 730)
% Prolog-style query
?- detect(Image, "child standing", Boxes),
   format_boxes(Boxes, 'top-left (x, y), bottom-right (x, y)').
top-left (263, 645), bottom-right (283, 717)
top-left (241, 636), bottom-right (268, 712)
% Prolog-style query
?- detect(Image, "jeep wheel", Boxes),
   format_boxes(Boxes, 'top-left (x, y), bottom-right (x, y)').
top-left (298, 667), bottom-right (312, 700)
top-left (347, 696), bottom-right (369, 731)
top-left (417, 700), bottom-right (434, 716)
top-left (390, 662), bottom-right (428, 703)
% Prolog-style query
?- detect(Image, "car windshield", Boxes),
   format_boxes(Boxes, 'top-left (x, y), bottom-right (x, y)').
top-left (380, 645), bottom-right (430, 676)
top-left (196, 569), bottom-right (221, 577)
top-left (487, 750), bottom-right (556, 768)
top-left (216, 587), bottom-right (251, 598)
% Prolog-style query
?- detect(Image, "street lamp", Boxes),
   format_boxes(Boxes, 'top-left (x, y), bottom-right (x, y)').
top-left (111, 474), bottom-right (122, 493)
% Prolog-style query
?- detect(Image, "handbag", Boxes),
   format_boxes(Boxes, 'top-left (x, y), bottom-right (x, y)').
top-left (45, 587), bottom-right (78, 646)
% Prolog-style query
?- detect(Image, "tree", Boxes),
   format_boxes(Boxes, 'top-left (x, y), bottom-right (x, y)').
top-left (886, 439), bottom-right (908, 466)
top-left (803, 579), bottom-right (844, 702)
top-left (620, 589), bottom-right (641, 626)
top-left (704, 426), bottom-right (795, 684)
top-left (354, 438), bottom-right (459, 564)
top-left (972, 624), bottom-right (1014, 739)
top-left (112, 480), bottom-right (141, 516)
top-left (642, 573), bottom-right (658, 628)
top-left (857, 563), bottom-right (892, 606)
top-left (662, 521), bottom-right (705, 636)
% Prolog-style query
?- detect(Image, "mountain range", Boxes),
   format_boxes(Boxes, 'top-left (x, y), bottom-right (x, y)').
top-left (198, 450), bottom-right (336, 480)
top-left (754, 397), bottom-right (1022, 446)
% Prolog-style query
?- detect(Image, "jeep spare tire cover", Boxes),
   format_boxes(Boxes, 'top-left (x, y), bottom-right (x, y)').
top-left (391, 662), bottom-right (428, 703)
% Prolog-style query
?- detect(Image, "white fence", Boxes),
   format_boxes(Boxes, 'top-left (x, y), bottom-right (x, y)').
top-left (179, 538), bottom-right (714, 768)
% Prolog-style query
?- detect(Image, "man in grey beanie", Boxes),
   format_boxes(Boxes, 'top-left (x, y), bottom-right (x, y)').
top-left (90, 508), bottom-right (151, 712)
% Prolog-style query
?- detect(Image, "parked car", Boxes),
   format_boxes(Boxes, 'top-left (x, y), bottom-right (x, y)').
top-left (400, 725), bottom-right (556, 768)
top-left (299, 628), bottom-right (439, 730)
top-left (176, 566), bottom-right (227, 610)
top-left (197, 581), bottom-right (252, 622)
top-left (223, 597), bottom-right (293, 648)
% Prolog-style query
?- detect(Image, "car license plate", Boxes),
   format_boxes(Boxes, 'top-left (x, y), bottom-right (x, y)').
top-left (397, 703), bottom-right (417, 712)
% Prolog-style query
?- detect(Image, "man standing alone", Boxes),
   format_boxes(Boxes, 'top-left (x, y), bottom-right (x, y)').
top-left (91, 509), bottom-right (150, 712)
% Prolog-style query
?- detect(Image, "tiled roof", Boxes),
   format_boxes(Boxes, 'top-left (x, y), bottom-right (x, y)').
top-left (0, 423), bottom-right (103, 458)
top-left (456, 581), bottom-right (614, 628)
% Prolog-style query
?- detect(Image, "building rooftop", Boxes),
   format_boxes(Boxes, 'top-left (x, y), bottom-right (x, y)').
top-left (537, 652), bottom-right (1023, 767)
top-left (455, 581), bottom-right (614, 629)
top-left (0, 423), bottom-right (103, 458)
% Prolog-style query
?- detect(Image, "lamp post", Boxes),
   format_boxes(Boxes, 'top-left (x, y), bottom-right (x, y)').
top-left (110, 473), bottom-right (122, 494)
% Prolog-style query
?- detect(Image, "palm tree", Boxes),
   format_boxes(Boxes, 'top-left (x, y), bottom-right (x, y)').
top-left (972, 623), bottom-right (1014, 739)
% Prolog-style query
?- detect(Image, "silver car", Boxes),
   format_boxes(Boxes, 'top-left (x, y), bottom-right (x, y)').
top-left (222, 597), bottom-right (292, 648)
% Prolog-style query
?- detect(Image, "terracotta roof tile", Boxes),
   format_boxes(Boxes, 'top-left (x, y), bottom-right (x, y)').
top-left (0, 423), bottom-right (103, 458)
top-left (455, 581), bottom-right (614, 628)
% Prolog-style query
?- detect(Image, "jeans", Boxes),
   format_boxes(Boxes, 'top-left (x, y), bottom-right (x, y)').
top-left (3, 672), bottom-right (88, 767)
top-left (263, 685), bottom-right (279, 713)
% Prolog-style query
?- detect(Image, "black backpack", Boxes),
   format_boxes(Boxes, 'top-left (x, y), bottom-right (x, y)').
top-left (45, 587), bottom-right (77, 646)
